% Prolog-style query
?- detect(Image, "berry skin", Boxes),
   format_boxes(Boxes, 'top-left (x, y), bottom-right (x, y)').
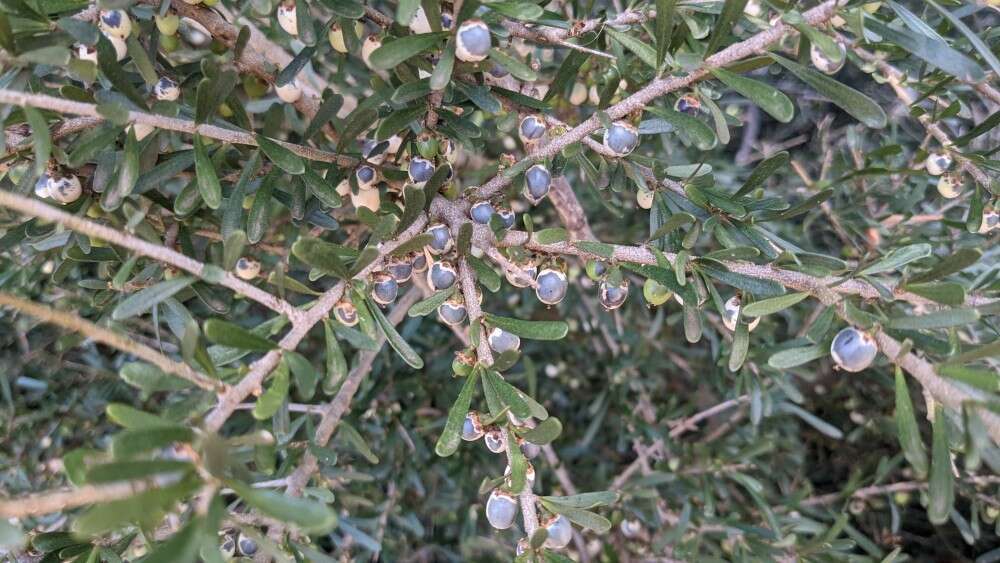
top-left (407, 157), bottom-right (436, 185)
top-left (636, 186), bottom-right (655, 209)
top-left (830, 327), bottom-right (878, 372)
top-left (505, 259), bottom-right (537, 288)
top-left (455, 19), bottom-right (491, 62)
top-left (155, 14), bottom-right (180, 36)
top-left (386, 257), bottom-right (413, 283)
top-left (437, 296), bottom-right (468, 326)
top-left (495, 207), bottom-right (515, 230)
top-left (356, 165), bottom-right (378, 190)
top-left (99, 10), bottom-right (132, 39)
top-left (535, 268), bottom-right (568, 305)
top-left (485, 490), bottom-right (518, 529)
top-left (277, 2), bottom-right (298, 36)
top-left (234, 257), bottom-right (261, 280)
top-left (488, 327), bottom-right (521, 354)
top-left (47, 175), bottom-right (82, 204)
top-left (569, 82), bottom-right (588, 105)
top-left (236, 533), bottom-right (258, 556)
top-left (361, 35), bottom-right (382, 68)
top-left (34, 174), bottom-right (50, 199)
top-left (643, 278), bottom-right (672, 307)
top-left (351, 187), bottom-right (380, 212)
top-left (333, 299), bottom-right (359, 327)
top-left (428, 260), bottom-right (458, 291)
top-left (599, 278), bottom-right (628, 311)
top-left (937, 173), bottom-right (963, 199)
top-left (543, 514), bottom-right (573, 549)
top-left (441, 11), bottom-right (455, 30)
top-left (153, 77), bottom-right (180, 101)
top-left (978, 209), bottom-right (999, 234)
top-left (426, 223), bottom-right (453, 255)
top-left (276, 80), bottom-right (302, 103)
top-left (470, 201), bottom-right (495, 225)
top-left (810, 43), bottom-right (846, 75)
top-left (409, 5), bottom-right (432, 34)
top-left (925, 152), bottom-right (952, 176)
top-left (585, 260), bottom-right (607, 281)
top-left (484, 427), bottom-right (506, 453)
top-left (75, 44), bottom-right (98, 63)
top-left (722, 296), bottom-right (759, 332)
top-left (219, 533), bottom-right (236, 558)
top-left (523, 164), bottom-right (552, 204)
top-left (620, 519), bottom-right (642, 538)
top-left (462, 411), bottom-right (484, 441)
top-left (518, 115), bottom-right (546, 145)
top-left (521, 440), bottom-right (540, 459)
top-left (603, 121), bottom-right (639, 156)
top-left (411, 252), bottom-right (429, 273)
top-left (674, 94), bottom-right (701, 115)
top-left (370, 272), bottom-right (399, 306)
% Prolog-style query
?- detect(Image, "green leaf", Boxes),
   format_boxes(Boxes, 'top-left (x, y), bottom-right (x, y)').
top-left (337, 421), bottom-right (379, 463)
top-left (111, 426), bottom-right (194, 458)
top-left (303, 91), bottom-right (344, 141)
top-left (322, 320), bottom-right (348, 393)
top-left (927, 404), bottom-right (953, 525)
top-left (435, 368), bottom-right (480, 457)
top-left (858, 244), bottom-right (932, 276)
top-left (907, 248), bottom-right (981, 284)
top-left (253, 360), bottom-right (290, 420)
top-left (96, 34), bottom-right (145, 108)
top-left (119, 362), bottom-right (190, 394)
top-left (112, 277), bottom-right (195, 321)
top-left (770, 54), bottom-right (886, 128)
top-left (247, 170), bottom-right (278, 244)
top-left (655, 0), bottom-right (676, 69)
top-left (23, 107), bottom-right (50, 176)
top-left (926, 0), bottom-right (1000, 78)
top-left (768, 345), bottom-right (826, 369)
top-left (541, 491), bottom-right (617, 509)
top-left (894, 366), bottom-right (928, 477)
top-left (0, 520), bottom-right (23, 549)
top-left (229, 481), bottom-right (338, 534)
top-left (286, 351), bottom-right (318, 399)
top-left (204, 319), bottom-right (277, 351)
top-left (366, 296), bottom-right (424, 369)
top-left (644, 106), bottom-right (717, 150)
top-left (484, 314), bottom-right (568, 340)
top-left (943, 340), bottom-right (1000, 366)
top-left (742, 292), bottom-right (809, 317)
top-left (938, 365), bottom-right (999, 392)
top-left (85, 459), bottom-right (193, 484)
top-left (574, 240), bottom-right (616, 259)
top-left (73, 479), bottom-right (197, 536)
top-left (106, 403), bottom-right (173, 429)
top-left (710, 68), bottom-right (793, 123)
top-left (482, 369), bottom-right (533, 419)
top-left (369, 32), bottom-right (448, 70)
top-left (534, 227), bottom-right (568, 244)
top-left (903, 282), bottom-right (965, 306)
top-left (606, 28), bottom-right (658, 70)
top-left (488, 48), bottom-right (537, 81)
top-left (487, 1), bottom-right (545, 20)
top-left (735, 151), bottom-right (789, 197)
top-left (376, 104), bottom-right (426, 141)
top-left (102, 128), bottom-right (140, 212)
top-left (193, 134), bottom-right (222, 209)
top-left (431, 39), bottom-right (456, 91)
top-left (538, 499), bottom-right (612, 533)
top-left (468, 255), bottom-right (502, 293)
top-left (255, 135), bottom-right (305, 175)
top-left (865, 17), bottom-right (984, 83)
top-left (728, 320), bottom-right (749, 372)
top-left (887, 309), bottom-right (979, 330)
top-left (520, 416), bottom-right (562, 445)
top-left (301, 166), bottom-right (343, 208)
top-left (292, 237), bottom-right (350, 278)
top-left (697, 260), bottom-right (785, 297)
top-left (704, 0), bottom-right (749, 55)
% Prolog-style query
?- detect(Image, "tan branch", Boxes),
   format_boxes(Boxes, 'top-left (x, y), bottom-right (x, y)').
top-left (0, 480), bottom-right (159, 518)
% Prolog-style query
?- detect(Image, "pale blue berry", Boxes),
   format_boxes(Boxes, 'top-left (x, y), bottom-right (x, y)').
top-left (371, 272), bottom-right (398, 305)
top-left (599, 279), bottom-right (628, 311)
top-left (486, 490), bottom-right (518, 530)
top-left (470, 201), bottom-right (495, 225)
top-left (488, 327), bottom-right (520, 354)
top-left (408, 157), bottom-right (435, 185)
top-left (543, 514), bottom-right (573, 549)
top-left (456, 20), bottom-right (491, 62)
top-left (518, 115), bottom-right (546, 144)
top-left (524, 164), bottom-right (551, 204)
top-left (438, 297), bottom-right (467, 325)
top-left (428, 260), bottom-right (457, 291)
top-left (603, 121), bottom-right (639, 156)
top-left (830, 327), bottom-right (878, 372)
top-left (536, 268), bottom-right (567, 305)
top-left (426, 223), bottom-right (453, 255)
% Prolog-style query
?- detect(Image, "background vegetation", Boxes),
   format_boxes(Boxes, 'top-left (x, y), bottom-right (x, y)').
top-left (0, 0), bottom-right (998, 561)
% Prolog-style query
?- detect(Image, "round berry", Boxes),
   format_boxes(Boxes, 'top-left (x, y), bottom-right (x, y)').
top-left (485, 490), bottom-right (518, 529)
top-left (462, 411), bottom-right (484, 441)
top-left (636, 186), bottom-right (655, 209)
top-left (585, 260), bottom-right (607, 281)
top-left (830, 327), bottom-right (878, 372)
top-left (386, 257), bottom-right (413, 283)
top-left (426, 223), bottom-right (453, 255)
top-left (328, 23), bottom-right (348, 53)
top-left (535, 268), bottom-right (568, 305)
top-left (722, 296), bottom-right (759, 332)
top-left (495, 207), bottom-right (515, 230)
top-left (523, 164), bottom-right (551, 204)
top-left (276, 80), bottom-right (302, 103)
top-left (235, 257), bottom-right (261, 280)
top-left (488, 327), bottom-right (521, 354)
top-left (437, 296), bottom-right (467, 326)
top-left (456, 19), bottom-right (491, 62)
top-left (34, 173), bottom-right (51, 199)
top-left (441, 11), bottom-right (455, 30)
top-left (925, 152), bottom-right (952, 176)
top-left (569, 82), bottom-right (588, 105)
top-left (236, 533), bottom-right (258, 556)
top-left (333, 299), bottom-right (359, 327)
top-left (407, 157), bottom-right (436, 185)
top-left (47, 175), bottom-right (82, 204)
top-left (521, 440), bottom-right (540, 459)
top-left (484, 427), bottom-right (506, 453)
top-left (219, 533), bottom-right (236, 558)
top-left (643, 278), bottom-right (672, 307)
top-left (428, 260), bottom-right (457, 291)
top-left (599, 278), bottom-right (628, 311)
top-left (543, 514), bottom-right (573, 549)
top-left (810, 43), bottom-right (846, 75)
top-left (620, 519), bottom-right (642, 538)
top-left (370, 272), bottom-right (399, 305)
top-left (155, 14), bottom-right (180, 36)
top-left (356, 165), bottom-right (378, 190)
top-left (937, 173), bottom-right (963, 199)
top-left (603, 121), bottom-right (639, 156)
top-left (411, 252), bottom-right (428, 273)
top-left (277, 2), bottom-right (298, 36)
top-left (470, 201), bottom-right (495, 225)
top-left (99, 10), bottom-right (132, 39)
top-left (979, 209), bottom-right (999, 234)
top-left (518, 115), bottom-right (546, 145)
top-left (154, 77), bottom-right (181, 101)
top-left (674, 94), bottom-right (701, 115)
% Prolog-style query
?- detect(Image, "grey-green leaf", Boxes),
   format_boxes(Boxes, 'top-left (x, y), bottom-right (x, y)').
top-left (770, 54), bottom-right (886, 128)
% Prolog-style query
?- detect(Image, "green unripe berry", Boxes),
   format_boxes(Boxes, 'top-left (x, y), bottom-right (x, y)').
top-left (155, 14), bottom-right (180, 36)
top-left (585, 259), bottom-right (607, 281)
top-left (159, 33), bottom-right (179, 52)
top-left (643, 278), bottom-right (671, 306)
top-left (243, 75), bottom-right (269, 98)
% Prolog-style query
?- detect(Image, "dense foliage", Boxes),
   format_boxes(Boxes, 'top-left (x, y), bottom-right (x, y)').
top-left (0, 0), bottom-right (998, 561)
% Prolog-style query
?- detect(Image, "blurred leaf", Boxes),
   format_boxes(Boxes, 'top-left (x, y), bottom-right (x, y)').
top-left (859, 244), bottom-right (932, 276)
top-left (366, 295), bottom-right (424, 369)
top-left (704, 0), bottom-right (749, 55)
top-left (204, 319), bottom-right (277, 351)
top-left (435, 367), bottom-right (480, 457)
top-left (887, 309), bottom-right (979, 330)
top-left (484, 314), bottom-right (568, 340)
top-left (710, 68), bottom-right (793, 123)
top-left (865, 17), bottom-right (984, 82)
top-left (256, 135), bottom-right (305, 175)
top-left (928, 404), bottom-right (953, 525)
top-left (894, 366), bottom-right (928, 477)
top-left (229, 481), bottom-right (338, 534)
top-left (370, 32), bottom-right (448, 70)
top-left (770, 54), bottom-right (886, 128)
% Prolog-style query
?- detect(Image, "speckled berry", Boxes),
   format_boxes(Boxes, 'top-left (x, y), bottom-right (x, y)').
top-left (543, 514), bottom-right (573, 549)
top-left (979, 209), bottom-right (999, 234)
top-left (643, 278), bottom-right (672, 307)
top-left (484, 427), bottom-right (506, 453)
top-left (830, 327), bottom-right (878, 372)
top-left (235, 257), bottom-right (261, 280)
top-left (937, 173), bottom-right (963, 199)
top-left (488, 327), bottom-right (520, 354)
top-left (428, 260), bottom-right (457, 291)
top-left (456, 19), bottom-right (491, 62)
top-left (470, 201), bottom-right (495, 225)
top-left (462, 411), bottom-right (484, 441)
top-left (505, 260), bottom-right (537, 288)
top-left (333, 299), bottom-right (359, 327)
top-left (219, 533), bottom-right (236, 558)
top-left (810, 43), bottom-right (846, 75)
top-left (99, 10), bottom-right (132, 39)
top-left (438, 296), bottom-right (467, 325)
top-left (495, 207), bottom-right (515, 230)
top-left (426, 223), bottom-right (453, 255)
top-left (674, 94), bottom-right (701, 115)
top-left (485, 489), bottom-right (518, 529)
top-left (277, 2), bottom-right (298, 35)
top-left (47, 175), bottom-right (82, 204)
top-left (154, 77), bottom-right (180, 101)
top-left (371, 272), bottom-right (398, 305)
top-left (356, 165), bottom-right (378, 190)
top-left (276, 80), bottom-right (302, 103)
top-left (407, 157), bottom-right (435, 186)
top-left (535, 268), bottom-right (568, 305)
top-left (599, 278), bottom-right (628, 311)
top-left (386, 257), bottom-right (413, 283)
top-left (236, 533), bottom-right (258, 556)
top-left (603, 121), bottom-right (639, 156)
top-left (925, 152), bottom-right (952, 176)
top-left (524, 164), bottom-right (551, 204)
